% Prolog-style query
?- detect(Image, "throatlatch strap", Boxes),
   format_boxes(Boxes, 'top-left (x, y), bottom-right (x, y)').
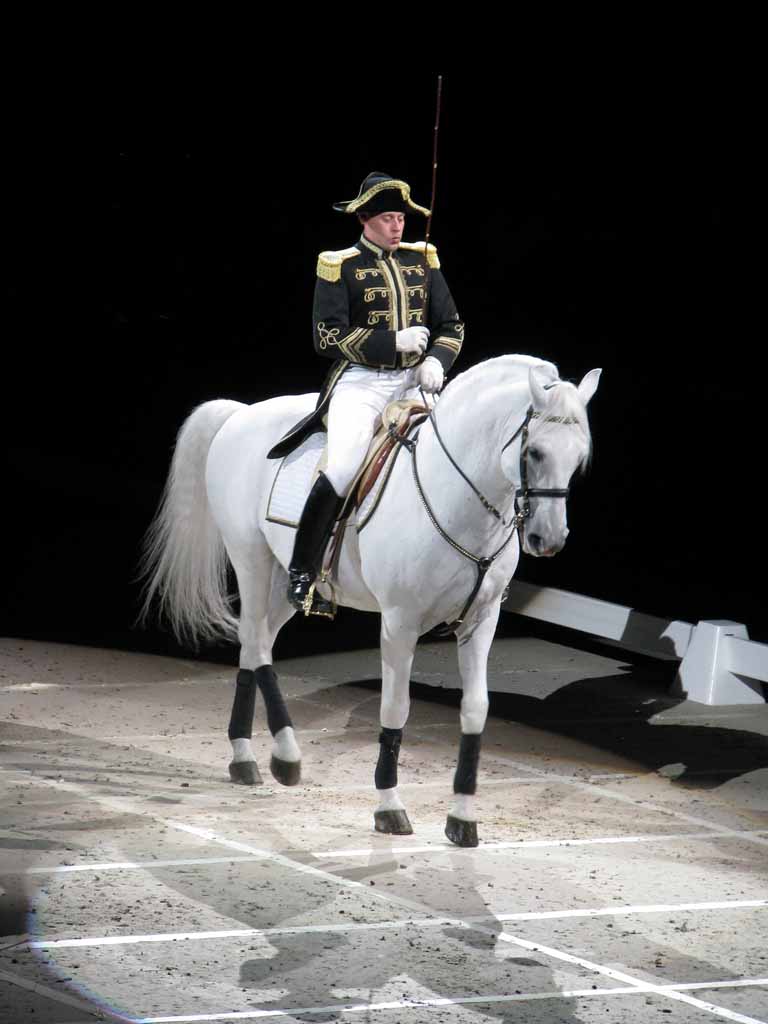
top-left (375, 727), bottom-right (403, 790)
top-left (256, 665), bottom-right (293, 736)
top-left (228, 669), bottom-right (257, 740)
top-left (453, 733), bottom-right (482, 795)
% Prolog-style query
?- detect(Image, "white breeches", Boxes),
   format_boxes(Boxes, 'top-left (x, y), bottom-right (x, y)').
top-left (325, 366), bottom-right (422, 495)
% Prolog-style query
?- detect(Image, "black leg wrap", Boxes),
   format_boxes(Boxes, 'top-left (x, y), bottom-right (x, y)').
top-left (256, 665), bottom-right (293, 736)
top-left (375, 727), bottom-right (403, 791)
top-left (453, 733), bottom-right (482, 795)
top-left (228, 669), bottom-right (257, 741)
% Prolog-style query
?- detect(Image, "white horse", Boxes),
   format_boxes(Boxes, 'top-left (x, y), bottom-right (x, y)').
top-left (140, 354), bottom-right (601, 846)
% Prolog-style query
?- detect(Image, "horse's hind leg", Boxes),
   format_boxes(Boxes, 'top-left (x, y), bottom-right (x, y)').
top-left (374, 612), bottom-right (418, 835)
top-left (227, 537), bottom-right (300, 787)
top-left (446, 603), bottom-right (501, 848)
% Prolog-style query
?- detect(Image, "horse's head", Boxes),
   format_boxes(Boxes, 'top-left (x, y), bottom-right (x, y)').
top-left (500, 365), bottom-right (601, 557)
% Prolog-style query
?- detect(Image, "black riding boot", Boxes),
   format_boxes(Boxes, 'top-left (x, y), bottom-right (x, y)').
top-left (288, 472), bottom-right (345, 613)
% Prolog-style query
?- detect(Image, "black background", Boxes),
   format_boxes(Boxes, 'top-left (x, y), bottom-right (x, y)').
top-left (4, 71), bottom-right (761, 662)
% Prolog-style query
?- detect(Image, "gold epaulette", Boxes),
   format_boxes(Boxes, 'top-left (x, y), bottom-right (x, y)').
top-left (316, 246), bottom-right (361, 283)
top-left (397, 241), bottom-right (440, 269)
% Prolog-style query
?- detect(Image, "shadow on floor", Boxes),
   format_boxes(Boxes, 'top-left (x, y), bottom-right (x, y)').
top-left (346, 662), bottom-right (768, 789)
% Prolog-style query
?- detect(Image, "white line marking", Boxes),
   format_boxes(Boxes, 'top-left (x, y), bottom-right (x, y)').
top-left (0, 731), bottom-right (225, 742)
top-left (671, 979), bottom-right (768, 992)
top-left (496, 898), bottom-right (768, 921)
top-left (28, 899), bottom-right (768, 949)
top-left (0, 676), bottom-right (227, 693)
top-left (314, 828), bottom-right (768, 858)
top-left (26, 855), bottom-right (267, 874)
top-left (0, 683), bottom-right (62, 691)
top-left (584, 772), bottom-right (640, 780)
top-left (21, 827), bottom-right (768, 876)
top-left (110, 978), bottom-right (768, 1022)
top-left (30, 919), bottom-right (448, 950)
top-left (0, 726), bottom-right (392, 742)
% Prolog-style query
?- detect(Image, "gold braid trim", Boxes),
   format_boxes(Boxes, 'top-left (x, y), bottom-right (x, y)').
top-left (345, 180), bottom-right (431, 217)
top-left (432, 336), bottom-right (462, 355)
top-left (397, 241), bottom-right (440, 269)
top-left (338, 328), bottom-right (375, 364)
top-left (317, 247), bottom-right (362, 283)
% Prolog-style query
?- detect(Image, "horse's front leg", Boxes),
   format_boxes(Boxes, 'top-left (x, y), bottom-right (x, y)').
top-left (446, 602), bottom-right (501, 847)
top-left (374, 613), bottom-right (419, 836)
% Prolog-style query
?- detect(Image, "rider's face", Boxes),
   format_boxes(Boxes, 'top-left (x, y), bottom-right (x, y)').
top-left (362, 211), bottom-right (405, 251)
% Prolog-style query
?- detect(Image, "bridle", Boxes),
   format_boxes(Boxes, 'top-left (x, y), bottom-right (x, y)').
top-left (390, 394), bottom-right (578, 636)
top-left (502, 405), bottom-right (575, 524)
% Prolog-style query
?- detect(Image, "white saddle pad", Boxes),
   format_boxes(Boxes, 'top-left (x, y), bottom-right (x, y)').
top-left (265, 432), bottom-right (394, 530)
top-left (266, 432), bottom-right (327, 528)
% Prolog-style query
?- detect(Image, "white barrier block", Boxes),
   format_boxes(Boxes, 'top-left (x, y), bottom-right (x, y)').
top-left (677, 621), bottom-right (765, 705)
top-left (503, 581), bottom-right (693, 659)
top-left (725, 635), bottom-right (768, 684)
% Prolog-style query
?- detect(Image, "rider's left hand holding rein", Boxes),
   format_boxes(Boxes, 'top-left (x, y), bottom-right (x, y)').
top-left (417, 356), bottom-right (444, 393)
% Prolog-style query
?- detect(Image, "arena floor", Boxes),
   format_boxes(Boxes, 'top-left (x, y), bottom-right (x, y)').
top-left (1, 634), bottom-right (767, 1023)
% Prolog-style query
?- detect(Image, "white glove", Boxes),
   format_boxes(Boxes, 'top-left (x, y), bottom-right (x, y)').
top-left (416, 355), bottom-right (444, 393)
top-left (395, 326), bottom-right (429, 355)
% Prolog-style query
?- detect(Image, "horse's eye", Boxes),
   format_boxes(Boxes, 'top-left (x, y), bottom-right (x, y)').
top-left (527, 447), bottom-right (542, 462)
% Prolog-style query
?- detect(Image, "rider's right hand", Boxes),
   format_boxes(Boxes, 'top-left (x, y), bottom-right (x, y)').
top-left (395, 326), bottom-right (429, 355)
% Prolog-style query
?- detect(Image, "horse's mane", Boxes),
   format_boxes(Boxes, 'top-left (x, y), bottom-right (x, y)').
top-left (445, 354), bottom-right (560, 396)
top-left (443, 354), bottom-right (592, 465)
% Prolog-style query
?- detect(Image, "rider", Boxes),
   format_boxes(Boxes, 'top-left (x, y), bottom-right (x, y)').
top-left (269, 171), bottom-right (465, 613)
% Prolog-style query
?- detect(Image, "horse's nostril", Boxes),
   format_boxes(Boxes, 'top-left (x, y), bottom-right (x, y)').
top-left (527, 533), bottom-right (543, 551)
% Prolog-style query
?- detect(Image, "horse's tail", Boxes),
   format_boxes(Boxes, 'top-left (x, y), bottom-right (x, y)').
top-left (138, 399), bottom-right (244, 647)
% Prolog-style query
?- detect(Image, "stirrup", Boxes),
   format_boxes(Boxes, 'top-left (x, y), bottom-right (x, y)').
top-left (287, 572), bottom-right (337, 619)
top-left (303, 582), bottom-right (337, 620)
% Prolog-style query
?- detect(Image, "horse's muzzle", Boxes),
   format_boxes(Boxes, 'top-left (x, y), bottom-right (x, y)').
top-left (525, 532), bottom-right (566, 557)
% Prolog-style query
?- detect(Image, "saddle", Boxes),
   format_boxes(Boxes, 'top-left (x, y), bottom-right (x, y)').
top-left (354, 398), bottom-right (429, 511)
top-left (324, 398), bottom-right (429, 573)
top-left (266, 398), bottom-right (429, 618)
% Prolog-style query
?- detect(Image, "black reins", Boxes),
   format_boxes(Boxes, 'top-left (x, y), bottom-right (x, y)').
top-left (390, 398), bottom-right (576, 636)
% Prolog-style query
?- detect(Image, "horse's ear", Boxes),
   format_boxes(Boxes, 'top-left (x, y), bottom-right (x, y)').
top-left (529, 365), bottom-right (554, 409)
top-left (577, 368), bottom-right (602, 406)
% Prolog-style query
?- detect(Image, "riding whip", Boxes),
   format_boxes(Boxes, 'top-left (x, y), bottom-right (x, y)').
top-left (422, 75), bottom-right (443, 322)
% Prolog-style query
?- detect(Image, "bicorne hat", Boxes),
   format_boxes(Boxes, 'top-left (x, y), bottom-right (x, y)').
top-left (332, 171), bottom-right (430, 217)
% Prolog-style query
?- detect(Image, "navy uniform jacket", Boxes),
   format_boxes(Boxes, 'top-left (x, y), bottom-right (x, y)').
top-left (268, 234), bottom-right (465, 459)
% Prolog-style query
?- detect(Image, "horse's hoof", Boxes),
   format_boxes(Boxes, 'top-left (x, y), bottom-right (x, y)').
top-left (445, 814), bottom-right (478, 847)
top-left (374, 810), bottom-right (414, 835)
top-left (228, 760), bottom-right (263, 786)
top-left (270, 755), bottom-right (301, 787)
